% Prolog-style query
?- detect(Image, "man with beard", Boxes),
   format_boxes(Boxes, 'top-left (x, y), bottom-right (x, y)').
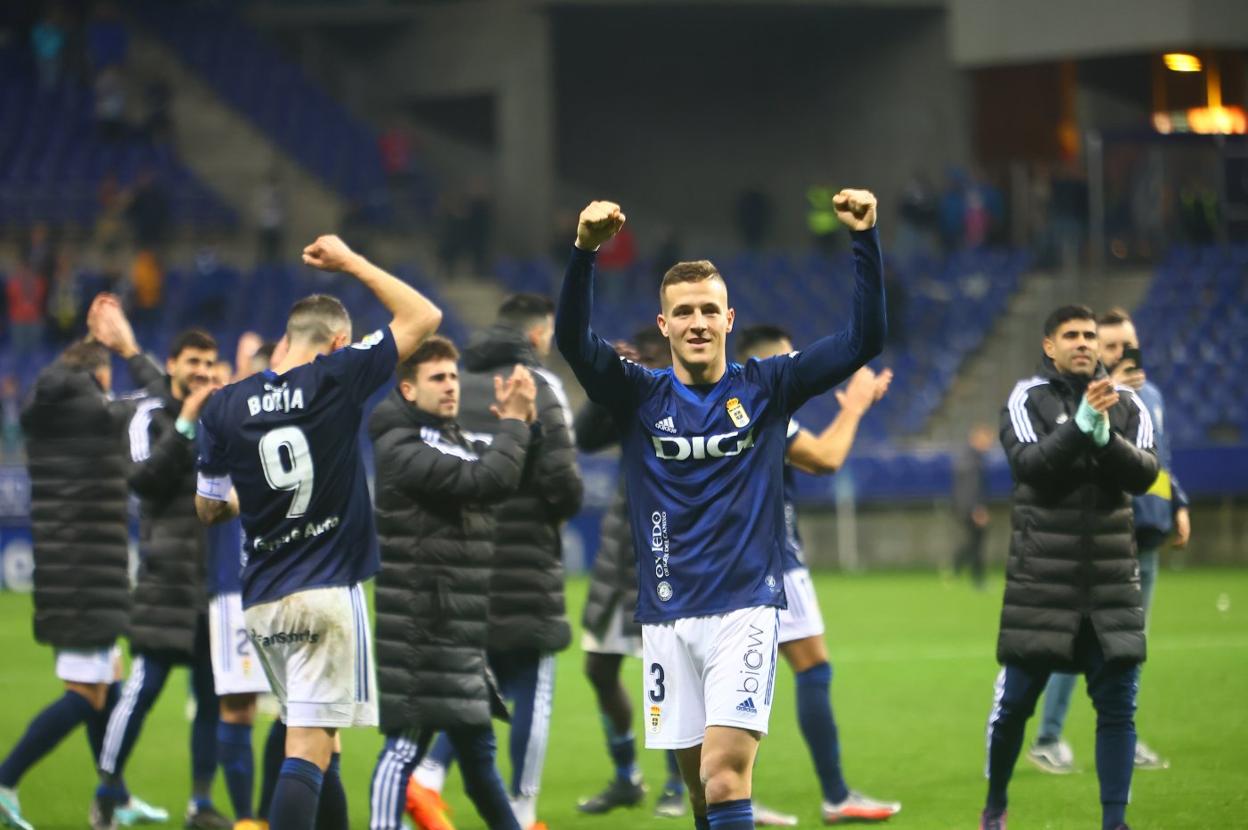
top-left (980, 305), bottom-right (1158, 830)
top-left (94, 329), bottom-right (229, 830)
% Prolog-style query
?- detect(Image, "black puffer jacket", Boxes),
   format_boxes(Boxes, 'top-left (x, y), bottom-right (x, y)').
top-left (576, 401), bottom-right (640, 641)
top-left (459, 326), bottom-right (583, 653)
top-left (997, 358), bottom-right (1159, 668)
top-left (22, 355), bottom-right (161, 649)
top-left (126, 378), bottom-right (209, 659)
top-left (370, 390), bottom-right (530, 732)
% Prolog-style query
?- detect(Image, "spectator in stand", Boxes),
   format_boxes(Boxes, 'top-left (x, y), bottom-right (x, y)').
top-left (31, 11), bottom-right (66, 90)
top-left (126, 169), bottom-right (171, 252)
top-left (437, 184), bottom-right (493, 277)
top-left (24, 223), bottom-right (56, 283)
top-left (735, 188), bottom-right (773, 250)
top-left (87, 2), bottom-right (128, 72)
top-left (938, 168), bottom-right (967, 255)
top-left (6, 262), bottom-right (47, 359)
top-left (1050, 161), bottom-right (1088, 270)
top-left (896, 172), bottom-right (937, 259)
top-left (596, 224), bottom-right (638, 273)
top-left (94, 66), bottom-right (128, 141)
top-left (254, 173), bottom-right (286, 264)
top-left (463, 181), bottom-right (492, 275)
top-left (47, 251), bottom-right (82, 344)
top-left (1, 376), bottom-right (22, 463)
top-left (952, 423), bottom-right (994, 589)
top-left (142, 80), bottom-right (174, 146)
top-left (129, 250), bottom-right (163, 332)
top-left (94, 175), bottom-right (129, 287)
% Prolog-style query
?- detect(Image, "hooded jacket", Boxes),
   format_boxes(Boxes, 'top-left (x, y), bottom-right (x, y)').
top-left (126, 376), bottom-right (210, 659)
top-left (997, 357), bottom-right (1159, 668)
top-left (370, 389), bottom-right (531, 731)
top-left (458, 325), bottom-right (582, 653)
top-left (22, 354), bottom-right (161, 650)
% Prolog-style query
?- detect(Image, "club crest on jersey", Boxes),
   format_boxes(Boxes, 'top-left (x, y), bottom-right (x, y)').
top-left (350, 329), bottom-right (385, 350)
top-left (1056, 413), bottom-right (1069, 424)
top-left (726, 397), bottom-right (750, 428)
top-left (657, 580), bottom-right (673, 602)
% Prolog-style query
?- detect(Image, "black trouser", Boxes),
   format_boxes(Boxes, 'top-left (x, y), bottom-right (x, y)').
top-left (954, 521), bottom-right (986, 585)
top-left (368, 727), bottom-right (518, 830)
top-left (985, 620), bottom-right (1139, 821)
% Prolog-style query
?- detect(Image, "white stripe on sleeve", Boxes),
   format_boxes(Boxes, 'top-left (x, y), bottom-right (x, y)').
top-left (1006, 378), bottom-right (1046, 444)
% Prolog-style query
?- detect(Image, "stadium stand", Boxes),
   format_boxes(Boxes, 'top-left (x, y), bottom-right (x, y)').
top-left (497, 247), bottom-right (1030, 441)
top-left (133, 2), bottom-right (394, 219)
top-left (0, 44), bottom-right (235, 230)
top-left (1132, 244), bottom-right (1248, 447)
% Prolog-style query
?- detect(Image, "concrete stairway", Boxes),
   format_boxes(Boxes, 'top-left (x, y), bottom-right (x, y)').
top-left (126, 25), bottom-right (345, 261)
top-left (923, 268), bottom-right (1155, 444)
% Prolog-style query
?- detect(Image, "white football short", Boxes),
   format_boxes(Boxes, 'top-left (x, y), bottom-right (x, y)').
top-left (243, 583), bottom-right (377, 728)
top-left (581, 602), bottom-right (643, 659)
top-left (55, 644), bottom-right (122, 684)
top-left (209, 592), bottom-right (272, 696)
top-left (777, 567), bottom-right (826, 644)
top-left (641, 605), bottom-right (779, 749)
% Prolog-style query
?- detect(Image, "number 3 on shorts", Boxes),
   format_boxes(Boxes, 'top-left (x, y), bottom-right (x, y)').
top-left (648, 662), bottom-right (666, 702)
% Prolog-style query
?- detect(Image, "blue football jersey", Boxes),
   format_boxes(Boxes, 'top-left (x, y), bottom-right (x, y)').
top-left (782, 418), bottom-right (805, 572)
top-left (557, 230), bottom-right (885, 624)
top-left (608, 358), bottom-right (809, 622)
top-left (197, 327), bottom-right (397, 608)
top-left (205, 518), bottom-right (245, 597)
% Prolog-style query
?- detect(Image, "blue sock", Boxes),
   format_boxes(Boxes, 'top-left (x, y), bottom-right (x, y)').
top-left (315, 754), bottom-right (346, 830)
top-left (258, 720), bottom-right (287, 820)
top-left (0, 691), bottom-right (94, 787)
top-left (217, 722), bottom-right (255, 819)
top-left (427, 732), bottom-right (456, 770)
top-left (665, 750), bottom-right (685, 791)
top-left (269, 757), bottom-right (323, 830)
top-left (601, 716), bottom-right (637, 782)
top-left (694, 815), bottom-right (711, 830)
top-left (707, 798), bottom-right (753, 829)
top-left (795, 662), bottom-right (850, 804)
top-left (1103, 803), bottom-right (1127, 830)
top-left (190, 675), bottom-right (219, 807)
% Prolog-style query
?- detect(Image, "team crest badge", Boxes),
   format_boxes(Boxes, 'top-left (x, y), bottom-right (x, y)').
top-left (649, 705), bottom-right (662, 733)
top-left (1056, 413), bottom-right (1069, 425)
top-left (726, 397), bottom-right (750, 428)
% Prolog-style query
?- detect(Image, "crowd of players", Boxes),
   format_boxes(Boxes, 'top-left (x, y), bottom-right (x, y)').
top-left (1, 190), bottom-right (1182, 830)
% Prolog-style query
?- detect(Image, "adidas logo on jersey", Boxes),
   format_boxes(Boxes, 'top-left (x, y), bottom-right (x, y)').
top-left (736, 697), bottom-right (758, 715)
top-left (654, 416), bottom-right (677, 434)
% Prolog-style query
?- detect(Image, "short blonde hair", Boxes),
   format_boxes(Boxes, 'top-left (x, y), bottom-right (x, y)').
top-left (287, 294), bottom-right (351, 346)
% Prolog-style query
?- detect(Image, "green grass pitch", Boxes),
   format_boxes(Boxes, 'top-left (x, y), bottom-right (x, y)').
top-left (2, 569), bottom-right (1246, 829)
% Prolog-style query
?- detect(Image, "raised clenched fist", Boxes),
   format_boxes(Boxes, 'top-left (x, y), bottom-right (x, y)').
top-left (576, 201), bottom-right (626, 251)
top-left (832, 189), bottom-right (877, 231)
top-left (302, 235), bottom-right (359, 273)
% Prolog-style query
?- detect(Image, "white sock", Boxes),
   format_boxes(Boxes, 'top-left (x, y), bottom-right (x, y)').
top-left (412, 758), bottom-right (446, 793)
top-left (510, 794), bottom-right (536, 827)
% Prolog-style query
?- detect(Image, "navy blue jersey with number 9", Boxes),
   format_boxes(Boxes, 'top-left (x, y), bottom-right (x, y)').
top-left (197, 327), bottom-right (397, 608)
